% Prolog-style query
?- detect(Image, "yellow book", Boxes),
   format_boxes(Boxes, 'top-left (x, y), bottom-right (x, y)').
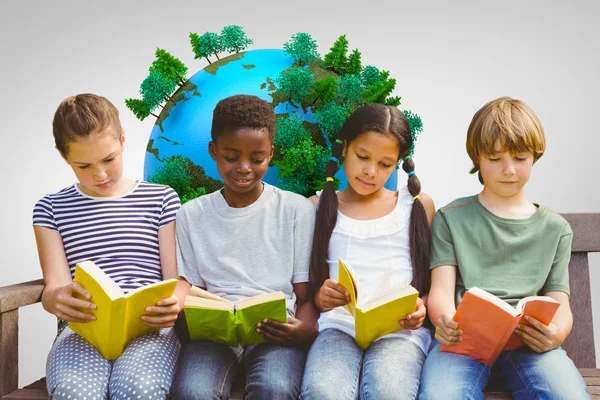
top-left (69, 260), bottom-right (178, 360)
top-left (184, 286), bottom-right (287, 346)
top-left (337, 259), bottom-right (419, 350)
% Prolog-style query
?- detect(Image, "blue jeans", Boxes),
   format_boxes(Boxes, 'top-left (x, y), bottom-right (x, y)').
top-left (418, 340), bottom-right (590, 400)
top-left (171, 339), bottom-right (306, 400)
top-left (300, 328), bottom-right (426, 400)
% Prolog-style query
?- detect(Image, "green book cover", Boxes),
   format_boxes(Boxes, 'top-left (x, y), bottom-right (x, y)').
top-left (184, 288), bottom-right (287, 346)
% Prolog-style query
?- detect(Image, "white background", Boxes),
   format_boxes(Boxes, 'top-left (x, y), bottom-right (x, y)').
top-left (1, 0), bottom-right (598, 386)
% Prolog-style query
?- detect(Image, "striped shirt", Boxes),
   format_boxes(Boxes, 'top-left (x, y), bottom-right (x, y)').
top-left (33, 181), bottom-right (181, 293)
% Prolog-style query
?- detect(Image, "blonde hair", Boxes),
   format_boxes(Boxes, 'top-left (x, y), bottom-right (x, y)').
top-left (53, 93), bottom-right (122, 157)
top-left (466, 96), bottom-right (545, 183)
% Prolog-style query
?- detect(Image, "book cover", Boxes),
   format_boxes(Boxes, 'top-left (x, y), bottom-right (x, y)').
top-left (69, 260), bottom-right (178, 360)
top-left (183, 287), bottom-right (287, 346)
top-left (440, 287), bottom-right (560, 365)
top-left (338, 260), bottom-right (419, 350)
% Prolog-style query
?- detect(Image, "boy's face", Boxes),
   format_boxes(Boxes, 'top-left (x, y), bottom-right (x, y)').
top-left (342, 131), bottom-right (399, 196)
top-left (479, 144), bottom-right (535, 199)
top-left (209, 127), bottom-right (273, 195)
top-left (62, 126), bottom-right (126, 197)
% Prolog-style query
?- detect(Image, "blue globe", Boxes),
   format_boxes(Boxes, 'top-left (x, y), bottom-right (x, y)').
top-left (143, 49), bottom-right (399, 197)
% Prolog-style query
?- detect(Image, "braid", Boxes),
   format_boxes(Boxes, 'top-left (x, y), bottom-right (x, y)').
top-left (308, 138), bottom-right (344, 296)
top-left (401, 158), bottom-right (431, 295)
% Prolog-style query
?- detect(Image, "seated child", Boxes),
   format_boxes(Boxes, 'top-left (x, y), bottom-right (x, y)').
top-left (418, 97), bottom-right (590, 399)
top-left (33, 93), bottom-right (186, 399)
top-left (171, 94), bottom-right (318, 400)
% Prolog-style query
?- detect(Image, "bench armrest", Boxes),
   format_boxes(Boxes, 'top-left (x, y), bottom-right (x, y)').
top-left (0, 280), bottom-right (45, 313)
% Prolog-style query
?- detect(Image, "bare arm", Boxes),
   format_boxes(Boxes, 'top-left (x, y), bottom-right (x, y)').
top-left (34, 225), bottom-right (95, 321)
top-left (429, 265), bottom-right (463, 344)
top-left (143, 220), bottom-right (190, 328)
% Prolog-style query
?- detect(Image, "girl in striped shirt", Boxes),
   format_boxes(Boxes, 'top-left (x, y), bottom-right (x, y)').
top-left (33, 93), bottom-right (188, 400)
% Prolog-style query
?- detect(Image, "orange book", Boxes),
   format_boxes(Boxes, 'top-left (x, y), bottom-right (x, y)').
top-left (440, 287), bottom-right (560, 365)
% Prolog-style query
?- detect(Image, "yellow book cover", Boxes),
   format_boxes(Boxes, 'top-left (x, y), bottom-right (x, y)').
top-left (338, 259), bottom-right (419, 350)
top-left (69, 260), bottom-right (178, 360)
top-left (184, 286), bottom-right (287, 346)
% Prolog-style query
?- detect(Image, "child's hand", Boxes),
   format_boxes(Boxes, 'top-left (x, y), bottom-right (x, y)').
top-left (515, 316), bottom-right (560, 353)
top-left (435, 313), bottom-right (463, 346)
top-left (400, 297), bottom-right (426, 330)
top-left (315, 279), bottom-right (350, 311)
top-left (45, 282), bottom-right (96, 323)
top-left (256, 317), bottom-right (318, 346)
top-left (142, 294), bottom-right (181, 328)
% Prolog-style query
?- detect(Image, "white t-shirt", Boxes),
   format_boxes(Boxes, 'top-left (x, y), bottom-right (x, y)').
top-left (317, 185), bottom-right (432, 354)
top-left (176, 183), bottom-right (316, 317)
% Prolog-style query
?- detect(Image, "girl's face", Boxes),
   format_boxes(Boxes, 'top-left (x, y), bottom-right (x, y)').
top-left (62, 126), bottom-right (127, 197)
top-left (342, 131), bottom-right (400, 196)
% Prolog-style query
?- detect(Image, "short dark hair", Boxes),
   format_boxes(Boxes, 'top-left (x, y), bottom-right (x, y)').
top-left (211, 95), bottom-right (276, 142)
top-left (53, 93), bottom-right (121, 157)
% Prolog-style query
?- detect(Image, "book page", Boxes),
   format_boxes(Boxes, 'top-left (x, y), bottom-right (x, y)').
top-left (76, 261), bottom-right (124, 300)
top-left (362, 284), bottom-right (417, 312)
top-left (235, 291), bottom-right (285, 310)
top-left (185, 296), bottom-right (235, 311)
top-left (188, 286), bottom-right (231, 302)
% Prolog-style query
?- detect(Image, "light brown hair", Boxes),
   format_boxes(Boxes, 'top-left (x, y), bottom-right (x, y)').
top-left (53, 93), bottom-right (122, 157)
top-left (466, 96), bottom-right (545, 183)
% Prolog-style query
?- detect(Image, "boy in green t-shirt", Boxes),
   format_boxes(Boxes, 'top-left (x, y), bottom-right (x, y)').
top-left (418, 97), bottom-right (589, 399)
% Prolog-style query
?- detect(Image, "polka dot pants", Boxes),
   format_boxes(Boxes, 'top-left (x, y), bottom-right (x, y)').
top-left (46, 324), bottom-right (180, 400)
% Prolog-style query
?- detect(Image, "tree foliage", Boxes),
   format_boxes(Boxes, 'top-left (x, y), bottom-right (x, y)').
top-left (314, 101), bottom-right (350, 142)
top-left (323, 35), bottom-right (349, 74)
top-left (190, 32), bottom-right (212, 64)
top-left (220, 25), bottom-right (253, 53)
top-left (125, 98), bottom-right (156, 121)
top-left (346, 49), bottom-right (362, 76)
top-left (140, 72), bottom-right (176, 113)
top-left (275, 67), bottom-right (314, 102)
top-left (361, 70), bottom-right (401, 106)
top-left (311, 76), bottom-right (337, 105)
top-left (335, 74), bottom-right (363, 107)
top-left (274, 137), bottom-right (330, 197)
top-left (361, 65), bottom-right (382, 88)
top-left (148, 155), bottom-right (222, 203)
top-left (274, 114), bottom-right (310, 150)
top-left (283, 32), bottom-right (320, 66)
top-left (150, 48), bottom-right (188, 87)
top-left (198, 32), bottom-right (223, 60)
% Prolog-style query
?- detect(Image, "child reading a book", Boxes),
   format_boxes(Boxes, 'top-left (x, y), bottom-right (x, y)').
top-left (300, 103), bottom-right (436, 400)
top-left (171, 94), bottom-right (318, 400)
top-left (33, 94), bottom-right (187, 399)
top-left (418, 97), bottom-right (590, 399)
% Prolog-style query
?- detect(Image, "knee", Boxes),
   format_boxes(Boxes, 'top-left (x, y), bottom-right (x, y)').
top-left (247, 377), bottom-right (299, 400)
top-left (300, 380), bottom-right (354, 400)
top-left (109, 375), bottom-right (169, 400)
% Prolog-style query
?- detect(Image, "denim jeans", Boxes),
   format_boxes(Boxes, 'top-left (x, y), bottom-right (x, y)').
top-left (171, 339), bottom-right (306, 400)
top-left (418, 340), bottom-right (590, 400)
top-left (300, 328), bottom-right (426, 400)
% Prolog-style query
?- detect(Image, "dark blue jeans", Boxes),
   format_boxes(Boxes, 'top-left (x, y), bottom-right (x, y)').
top-left (171, 339), bottom-right (306, 400)
top-left (418, 340), bottom-right (590, 399)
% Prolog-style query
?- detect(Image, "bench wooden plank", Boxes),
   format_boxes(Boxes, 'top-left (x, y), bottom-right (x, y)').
top-left (563, 214), bottom-right (600, 252)
top-left (0, 310), bottom-right (18, 398)
top-left (0, 281), bottom-right (44, 314)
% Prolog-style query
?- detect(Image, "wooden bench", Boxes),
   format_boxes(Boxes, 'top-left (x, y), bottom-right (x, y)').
top-left (1, 213), bottom-right (599, 399)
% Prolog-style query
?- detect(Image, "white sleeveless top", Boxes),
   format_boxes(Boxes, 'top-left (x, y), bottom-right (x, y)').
top-left (317, 185), bottom-right (431, 354)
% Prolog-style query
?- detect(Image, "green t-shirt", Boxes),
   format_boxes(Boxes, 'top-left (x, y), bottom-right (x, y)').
top-left (430, 195), bottom-right (572, 307)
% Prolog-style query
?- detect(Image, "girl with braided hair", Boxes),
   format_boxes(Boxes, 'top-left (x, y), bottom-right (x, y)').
top-left (299, 103), bottom-right (435, 399)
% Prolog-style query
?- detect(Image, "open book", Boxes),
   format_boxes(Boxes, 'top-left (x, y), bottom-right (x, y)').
top-left (183, 286), bottom-right (288, 346)
top-left (69, 260), bottom-right (178, 360)
top-left (440, 286), bottom-right (560, 365)
top-left (337, 259), bottom-right (419, 350)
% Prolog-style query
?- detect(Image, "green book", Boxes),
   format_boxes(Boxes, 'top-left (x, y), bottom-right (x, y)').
top-left (183, 286), bottom-right (288, 346)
